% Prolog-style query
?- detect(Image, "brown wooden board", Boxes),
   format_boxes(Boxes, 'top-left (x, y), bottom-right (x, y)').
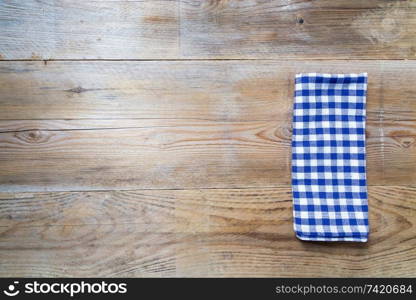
top-left (1, 1), bottom-right (415, 59)
top-left (0, 186), bottom-right (415, 277)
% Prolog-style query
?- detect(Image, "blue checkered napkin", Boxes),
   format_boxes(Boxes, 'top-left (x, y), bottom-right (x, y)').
top-left (292, 73), bottom-right (369, 242)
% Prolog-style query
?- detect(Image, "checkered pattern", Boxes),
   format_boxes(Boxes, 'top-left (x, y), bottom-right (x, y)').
top-left (292, 73), bottom-right (369, 242)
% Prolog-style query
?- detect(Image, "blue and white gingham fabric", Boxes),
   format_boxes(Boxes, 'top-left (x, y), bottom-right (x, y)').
top-left (292, 73), bottom-right (369, 242)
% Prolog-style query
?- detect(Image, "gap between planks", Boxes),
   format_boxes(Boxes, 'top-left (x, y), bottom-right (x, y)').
top-left (0, 185), bottom-right (414, 195)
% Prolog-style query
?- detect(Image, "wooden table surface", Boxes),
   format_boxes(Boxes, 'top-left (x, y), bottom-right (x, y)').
top-left (0, 0), bottom-right (415, 277)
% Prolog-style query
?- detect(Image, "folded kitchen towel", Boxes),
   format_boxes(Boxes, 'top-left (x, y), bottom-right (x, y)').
top-left (292, 73), bottom-right (369, 242)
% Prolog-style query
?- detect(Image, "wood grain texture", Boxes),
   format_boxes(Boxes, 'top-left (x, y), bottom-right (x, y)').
top-left (0, 186), bottom-right (415, 277)
top-left (1, 0), bottom-right (416, 59)
top-left (0, 60), bottom-right (415, 120)
top-left (0, 0), bottom-right (179, 60)
top-left (0, 60), bottom-right (415, 192)
top-left (1, 0), bottom-right (416, 279)
top-left (0, 118), bottom-right (414, 192)
top-left (181, 0), bottom-right (416, 59)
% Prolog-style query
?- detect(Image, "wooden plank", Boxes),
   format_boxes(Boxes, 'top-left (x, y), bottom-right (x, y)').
top-left (0, 0), bottom-right (179, 60)
top-left (0, 60), bottom-right (415, 120)
top-left (0, 186), bottom-right (415, 277)
top-left (180, 0), bottom-right (416, 59)
top-left (1, 1), bottom-right (415, 59)
top-left (0, 118), bottom-right (414, 192)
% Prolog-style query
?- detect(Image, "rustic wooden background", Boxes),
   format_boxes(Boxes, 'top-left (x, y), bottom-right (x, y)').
top-left (0, 0), bottom-right (415, 277)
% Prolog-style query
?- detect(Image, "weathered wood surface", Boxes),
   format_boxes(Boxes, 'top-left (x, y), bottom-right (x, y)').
top-left (0, 60), bottom-right (415, 192)
top-left (1, 0), bottom-right (416, 278)
top-left (180, 0), bottom-right (416, 59)
top-left (0, 118), bottom-right (415, 192)
top-left (0, 186), bottom-right (415, 277)
top-left (0, 60), bottom-right (415, 120)
top-left (1, 0), bottom-right (415, 59)
top-left (0, 0), bottom-right (180, 60)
